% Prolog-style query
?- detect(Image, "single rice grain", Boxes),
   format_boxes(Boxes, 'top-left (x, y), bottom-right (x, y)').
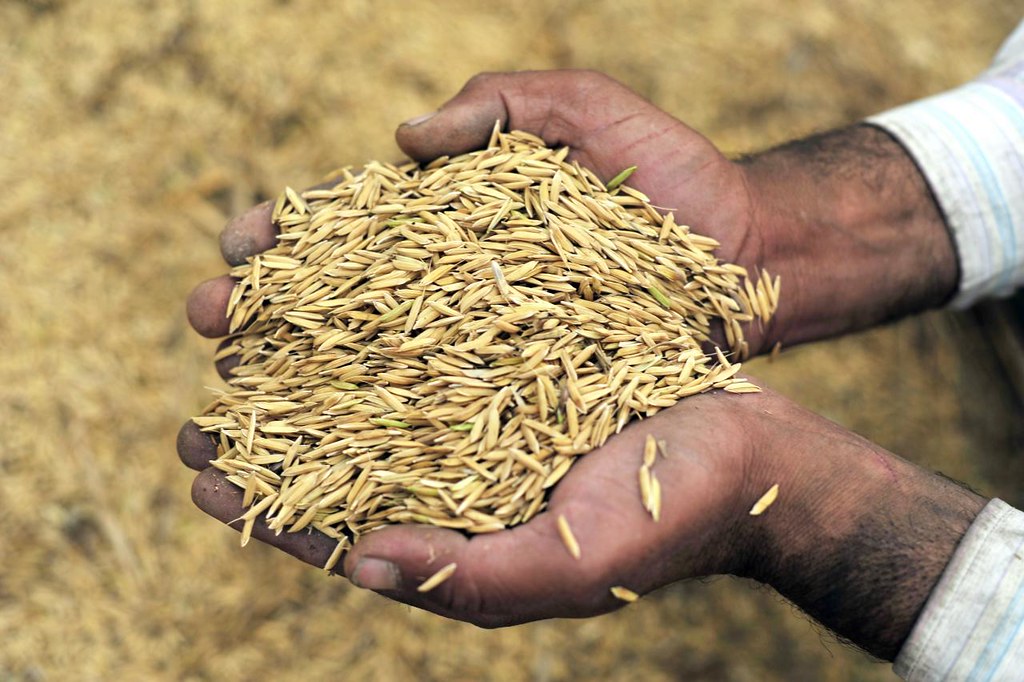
top-left (557, 513), bottom-right (582, 560)
top-left (749, 483), bottom-right (780, 516)
top-left (610, 585), bottom-right (640, 603)
top-left (417, 562), bottom-right (458, 593)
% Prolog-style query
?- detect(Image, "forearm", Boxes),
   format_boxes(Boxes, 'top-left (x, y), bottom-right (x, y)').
top-left (737, 401), bottom-right (986, 660)
top-left (739, 124), bottom-right (959, 350)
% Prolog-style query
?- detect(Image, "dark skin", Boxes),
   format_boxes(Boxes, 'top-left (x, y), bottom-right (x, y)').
top-left (179, 70), bottom-right (985, 661)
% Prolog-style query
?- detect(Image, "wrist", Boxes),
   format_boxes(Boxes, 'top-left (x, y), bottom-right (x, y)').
top-left (737, 125), bottom-right (959, 352)
top-left (734, 395), bottom-right (986, 659)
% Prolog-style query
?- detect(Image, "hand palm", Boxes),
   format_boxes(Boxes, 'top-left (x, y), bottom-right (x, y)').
top-left (381, 393), bottom-right (755, 626)
top-left (181, 69), bottom-right (763, 624)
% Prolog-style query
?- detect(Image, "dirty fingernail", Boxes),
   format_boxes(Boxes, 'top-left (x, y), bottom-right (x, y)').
top-left (401, 111), bottom-right (436, 127)
top-left (350, 557), bottom-right (401, 591)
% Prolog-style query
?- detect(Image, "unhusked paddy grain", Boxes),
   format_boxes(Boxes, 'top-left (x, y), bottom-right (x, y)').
top-left (610, 586), bottom-right (640, 602)
top-left (193, 128), bottom-right (778, 559)
top-left (417, 562), bottom-right (458, 593)
top-left (748, 483), bottom-right (780, 516)
top-left (643, 434), bottom-right (658, 468)
top-left (323, 537), bottom-right (351, 574)
top-left (649, 470), bottom-right (662, 522)
top-left (557, 513), bottom-right (582, 560)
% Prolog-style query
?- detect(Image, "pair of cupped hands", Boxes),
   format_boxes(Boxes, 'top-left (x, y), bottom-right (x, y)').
top-left (178, 70), bottom-right (985, 660)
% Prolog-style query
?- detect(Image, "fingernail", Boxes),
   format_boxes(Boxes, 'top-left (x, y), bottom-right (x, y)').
top-left (401, 111), bottom-right (436, 127)
top-left (350, 557), bottom-right (401, 591)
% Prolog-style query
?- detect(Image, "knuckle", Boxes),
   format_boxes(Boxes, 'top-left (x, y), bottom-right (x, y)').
top-left (571, 69), bottom-right (615, 91)
top-left (576, 68), bottom-right (610, 83)
top-left (463, 71), bottom-right (503, 92)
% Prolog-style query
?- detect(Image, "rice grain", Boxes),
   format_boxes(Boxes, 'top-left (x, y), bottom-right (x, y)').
top-left (749, 483), bottom-right (780, 516)
top-left (610, 586), bottom-right (640, 602)
top-left (193, 129), bottom-right (778, 550)
top-left (557, 513), bottom-right (582, 560)
top-left (417, 562), bottom-right (458, 593)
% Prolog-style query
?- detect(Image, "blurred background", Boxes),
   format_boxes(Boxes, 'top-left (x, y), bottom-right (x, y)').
top-left (1, 1), bottom-right (1022, 679)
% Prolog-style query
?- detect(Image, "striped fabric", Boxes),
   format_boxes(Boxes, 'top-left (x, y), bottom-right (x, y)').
top-left (894, 500), bottom-right (1024, 681)
top-left (868, 22), bottom-right (1024, 680)
top-left (868, 21), bottom-right (1024, 308)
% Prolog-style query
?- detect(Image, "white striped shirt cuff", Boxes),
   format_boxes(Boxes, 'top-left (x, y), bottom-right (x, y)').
top-left (895, 499), bottom-right (1024, 681)
top-left (867, 77), bottom-right (1024, 308)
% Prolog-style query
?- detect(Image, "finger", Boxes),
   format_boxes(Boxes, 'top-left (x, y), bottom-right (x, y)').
top-left (190, 468), bottom-right (338, 569)
top-left (343, 508), bottom-right (620, 627)
top-left (395, 69), bottom-right (625, 161)
top-left (343, 421), bottom-right (678, 625)
top-left (219, 200), bottom-right (278, 266)
top-left (176, 420), bottom-right (219, 471)
top-left (395, 70), bottom-right (673, 180)
top-left (214, 338), bottom-right (240, 380)
top-left (185, 275), bottom-right (234, 338)
top-left (220, 179), bottom-right (340, 266)
top-left (341, 395), bottom-right (753, 625)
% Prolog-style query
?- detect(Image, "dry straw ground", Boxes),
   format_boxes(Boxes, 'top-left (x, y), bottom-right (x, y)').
top-left (1, 1), bottom-right (1021, 680)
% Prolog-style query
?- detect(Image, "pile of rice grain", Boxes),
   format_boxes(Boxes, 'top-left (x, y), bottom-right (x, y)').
top-left (193, 128), bottom-right (778, 566)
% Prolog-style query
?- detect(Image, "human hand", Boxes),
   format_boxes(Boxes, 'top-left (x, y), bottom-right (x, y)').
top-left (322, 386), bottom-right (986, 663)
top-left (180, 389), bottom-right (759, 623)
top-left (180, 67), bottom-right (772, 613)
top-left (188, 70), bottom-right (959, 353)
top-left (180, 383), bottom-right (985, 660)
top-left (180, 70), bottom-right (978, 658)
top-left (392, 70), bottom-right (961, 350)
top-left (186, 70), bottom-right (768, 346)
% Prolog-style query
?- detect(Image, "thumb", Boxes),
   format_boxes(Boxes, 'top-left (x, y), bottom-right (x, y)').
top-left (394, 69), bottom-right (727, 214)
top-left (342, 507), bottom-right (624, 627)
top-left (395, 70), bottom-right (670, 174)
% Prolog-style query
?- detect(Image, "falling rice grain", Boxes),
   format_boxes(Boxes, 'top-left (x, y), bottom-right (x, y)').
top-left (417, 562), bottom-right (458, 593)
top-left (649, 471), bottom-right (662, 523)
top-left (323, 537), bottom-right (349, 573)
top-left (610, 585), bottom-right (640, 603)
top-left (643, 434), bottom-right (658, 468)
top-left (638, 465), bottom-right (652, 511)
top-left (557, 513), bottom-right (581, 560)
top-left (749, 483), bottom-right (779, 516)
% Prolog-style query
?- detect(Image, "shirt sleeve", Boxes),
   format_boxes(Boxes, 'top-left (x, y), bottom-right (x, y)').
top-left (867, 21), bottom-right (1024, 308)
top-left (894, 499), bottom-right (1024, 681)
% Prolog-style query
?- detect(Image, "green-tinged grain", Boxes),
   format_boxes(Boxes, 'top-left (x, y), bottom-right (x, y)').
top-left (605, 165), bottom-right (637, 192)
